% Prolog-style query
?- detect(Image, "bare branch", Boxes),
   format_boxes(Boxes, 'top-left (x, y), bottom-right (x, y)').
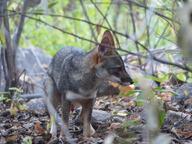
top-left (119, 48), bottom-right (192, 73)
top-left (17, 14), bottom-right (191, 72)
top-left (0, 0), bottom-right (5, 27)
top-left (128, 1), bottom-right (142, 68)
top-left (125, 0), bottom-right (177, 25)
top-left (13, 0), bottom-right (29, 50)
top-left (1, 46), bottom-right (9, 90)
top-left (90, 0), bottom-right (121, 48)
top-left (2, 1), bottom-right (16, 89)
top-left (87, 1), bottom-right (175, 12)
top-left (79, 0), bottom-right (97, 42)
top-left (154, 24), bottom-right (169, 49)
top-left (4, 10), bottom-right (153, 51)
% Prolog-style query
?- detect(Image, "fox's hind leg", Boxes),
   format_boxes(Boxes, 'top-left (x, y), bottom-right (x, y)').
top-left (60, 96), bottom-right (71, 138)
top-left (44, 77), bottom-right (59, 138)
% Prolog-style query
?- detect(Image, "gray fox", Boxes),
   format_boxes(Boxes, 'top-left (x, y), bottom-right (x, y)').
top-left (45, 30), bottom-right (133, 139)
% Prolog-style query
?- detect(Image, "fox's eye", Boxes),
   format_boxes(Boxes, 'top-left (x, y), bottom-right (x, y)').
top-left (108, 67), bottom-right (122, 74)
top-left (110, 66), bottom-right (122, 71)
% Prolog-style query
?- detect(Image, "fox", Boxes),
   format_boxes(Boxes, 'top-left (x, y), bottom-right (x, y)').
top-left (44, 30), bottom-right (133, 139)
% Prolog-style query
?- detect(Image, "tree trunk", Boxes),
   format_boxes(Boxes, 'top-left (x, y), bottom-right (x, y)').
top-left (2, 0), bottom-right (17, 90)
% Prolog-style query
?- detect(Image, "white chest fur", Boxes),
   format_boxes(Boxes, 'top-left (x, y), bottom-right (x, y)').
top-left (66, 90), bottom-right (97, 101)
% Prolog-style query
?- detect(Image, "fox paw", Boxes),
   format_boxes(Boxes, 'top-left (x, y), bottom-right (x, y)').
top-left (90, 124), bottom-right (95, 135)
top-left (48, 136), bottom-right (59, 144)
top-left (83, 124), bottom-right (95, 137)
top-left (59, 135), bottom-right (77, 144)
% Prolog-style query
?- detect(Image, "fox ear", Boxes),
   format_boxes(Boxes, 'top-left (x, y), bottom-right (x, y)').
top-left (98, 30), bottom-right (115, 56)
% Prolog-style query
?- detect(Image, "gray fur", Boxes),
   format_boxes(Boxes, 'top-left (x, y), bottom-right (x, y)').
top-left (48, 46), bottom-right (100, 96)
top-left (45, 31), bottom-right (133, 139)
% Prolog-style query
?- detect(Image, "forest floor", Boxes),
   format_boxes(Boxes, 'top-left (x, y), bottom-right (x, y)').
top-left (0, 83), bottom-right (192, 144)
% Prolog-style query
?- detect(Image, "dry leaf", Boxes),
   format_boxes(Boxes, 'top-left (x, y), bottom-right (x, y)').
top-left (158, 92), bottom-right (172, 102)
top-left (175, 129), bottom-right (192, 138)
top-left (5, 135), bottom-right (17, 142)
top-left (34, 121), bottom-right (45, 135)
top-left (109, 81), bottom-right (135, 94)
top-left (117, 110), bottom-right (128, 117)
top-left (119, 85), bottom-right (135, 94)
top-left (184, 97), bottom-right (192, 104)
top-left (108, 123), bottom-right (121, 130)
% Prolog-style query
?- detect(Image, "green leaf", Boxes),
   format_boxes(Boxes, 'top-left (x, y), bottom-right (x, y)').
top-left (135, 95), bottom-right (146, 106)
top-left (167, 53), bottom-right (174, 63)
top-left (146, 74), bottom-right (168, 83)
top-left (159, 110), bottom-right (166, 127)
top-left (0, 26), bottom-right (5, 45)
top-left (0, 95), bottom-right (7, 102)
top-left (187, 78), bottom-right (192, 83)
top-left (9, 87), bottom-right (23, 93)
top-left (0, 94), bottom-right (10, 102)
top-left (122, 119), bottom-right (140, 129)
top-left (154, 86), bottom-right (163, 91)
top-left (22, 136), bottom-right (32, 144)
top-left (121, 90), bottom-right (141, 97)
top-left (48, 1), bottom-right (57, 8)
top-left (176, 73), bottom-right (187, 82)
top-left (188, 72), bottom-right (192, 78)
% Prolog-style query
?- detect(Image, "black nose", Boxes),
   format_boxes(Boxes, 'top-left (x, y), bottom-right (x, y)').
top-left (121, 76), bottom-right (133, 85)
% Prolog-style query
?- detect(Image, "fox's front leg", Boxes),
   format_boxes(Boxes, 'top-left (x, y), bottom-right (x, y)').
top-left (80, 99), bottom-right (95, 137)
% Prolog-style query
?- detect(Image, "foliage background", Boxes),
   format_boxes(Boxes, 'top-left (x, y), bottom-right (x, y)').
top-left (7, 0), bottom-right (178, 56)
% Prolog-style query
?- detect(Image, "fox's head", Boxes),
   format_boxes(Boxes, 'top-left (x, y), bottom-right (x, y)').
top-left (89, 30), bottom-right (133, 86)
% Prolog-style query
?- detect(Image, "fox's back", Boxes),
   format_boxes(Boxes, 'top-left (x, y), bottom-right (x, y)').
top-left (48, 47), bottom-right (86, 93)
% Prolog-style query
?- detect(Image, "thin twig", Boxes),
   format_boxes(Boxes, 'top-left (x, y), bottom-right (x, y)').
top-left (3, 10), bottom-right (191, 72)
top-left (126, 0), bottom-right (177, 24)
top-left (143, 0), bottom-right (151, 48)
top-left (128, 1), bottom-right (142, 68)
top-left (0, 0), bottom-right (5, 27)
top-left (90, 0), bottom-right (121, 48)
top-left (119, 48), bottom-right (192, 72)
top-left (154, 24), bottom-right (169, 49)
top-left (79, 0), bottom-right (97, 42)
top-left (15, 14), bottom-right (192, 72)
top-left (86, 1), bottom-right (175, 12)
top-left (4, 10), bottom-right (151, 51)
top-left (13, 0), bottom-right (29, 50)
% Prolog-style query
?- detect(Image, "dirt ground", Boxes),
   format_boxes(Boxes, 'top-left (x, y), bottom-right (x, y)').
top-left (0, 89), bottom-right (192, 144)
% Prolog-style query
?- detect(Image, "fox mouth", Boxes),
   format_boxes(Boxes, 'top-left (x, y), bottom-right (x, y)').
top-left (96, 70), bottom-right (132, 86)
top-left (106, 76), bottom-right (132, 86)
top-left (107, 80), bottom-right (131, 87)
top-left (119, 81), bottom-right (131, 86)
